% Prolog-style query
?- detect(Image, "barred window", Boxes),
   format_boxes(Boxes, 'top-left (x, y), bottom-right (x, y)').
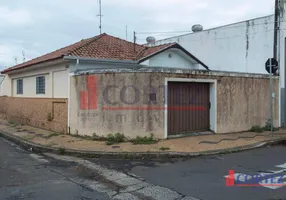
top-left (17, 79), bottom-right (23, 94)
top-left (36, 76), bottom-right (45, 94)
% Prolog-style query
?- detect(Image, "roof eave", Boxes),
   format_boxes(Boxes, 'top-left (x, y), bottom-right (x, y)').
top-left (1, 57), bottom-right (66, 74)
top-left (137, 43), bottom-right (210, 70)
top-left (63, 56), bottom-right (139, 65)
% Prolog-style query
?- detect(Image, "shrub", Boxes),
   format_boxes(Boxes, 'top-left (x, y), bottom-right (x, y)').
top-left (249, 125), bottom-right (263, 133)
top-left (105, 133), bottom-right (126, 145)
top-left (92, 133), bottom-right (106, 141)
top-left (47, 113), bottom-right (53, 122)
top-left (130, 133), bottom-right (158, 145)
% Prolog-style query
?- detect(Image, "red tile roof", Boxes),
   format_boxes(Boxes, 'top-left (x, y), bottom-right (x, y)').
top-left (2, 33), bottom-right (208, 73)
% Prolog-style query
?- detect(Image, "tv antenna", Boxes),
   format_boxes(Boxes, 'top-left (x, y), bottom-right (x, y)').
top-left (22, 50), bottom-right (26, 63)
top-left (97, 0), bottom-right (103, 34)
top-left (14, 57), bottom-right (18, 65)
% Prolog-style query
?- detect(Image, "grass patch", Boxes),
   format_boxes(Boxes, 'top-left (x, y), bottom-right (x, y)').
top-left (105, 133), bottom-right (126, 145)
top-left (250, 122), bottom-right (279, 133)
top-left (249, 125), bottom-right (264, 133)
top-left (22, 135), bottom-right (35, 141)
top-left (46, 142), bottom-right (57, 147)
top-left (56, 147), bottom-right (66, 155)
top-left (44, 133), bottom-right (60, 139)
top-left (159, 147), bottom-right (170, 151)
top-left (130, 133), bottom-right (157, 145)
top-left (91, 133), bottom-right (106, 141)
top-left (70, 133), bottom-right (106, 141)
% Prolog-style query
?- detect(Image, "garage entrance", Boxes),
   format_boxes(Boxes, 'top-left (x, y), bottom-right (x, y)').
top-left (167, 82), bottom-right (210, 136)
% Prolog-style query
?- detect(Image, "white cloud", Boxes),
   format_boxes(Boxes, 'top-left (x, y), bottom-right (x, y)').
top-left (0, 7), bottom-right (32, 26)
top-left (0, 0), bottom-right (275, 69)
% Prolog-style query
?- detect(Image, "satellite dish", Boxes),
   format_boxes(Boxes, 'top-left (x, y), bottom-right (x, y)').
top-left (192, 24), bottom-right (203, 32)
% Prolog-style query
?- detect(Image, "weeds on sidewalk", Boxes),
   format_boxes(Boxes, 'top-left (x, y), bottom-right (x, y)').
top-left (106, 133), bottom-right (126, 145)
top-left (130, 133), bottom-right (158, 145)
top-left (56, 147), bottom-right (66, 155)
top-left (71, 133), bottom-right (106, 141)
top-left (44, 133), bottom-right (60, 139)
top-left (250, 121), bottom-right (278, 133)
top-left (159, 147), bottom-right (170, 151)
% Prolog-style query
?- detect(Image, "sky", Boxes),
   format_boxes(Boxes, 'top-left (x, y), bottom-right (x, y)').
top-left (0, 0), bottom-right (274, 69)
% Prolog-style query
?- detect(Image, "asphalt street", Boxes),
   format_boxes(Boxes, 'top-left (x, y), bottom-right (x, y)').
top-left (89, 146), bottom-right (286, 200)
top-left (0, 138), bottom-right (111, 200)
top-left (2, 136), bottom-right (286, 200)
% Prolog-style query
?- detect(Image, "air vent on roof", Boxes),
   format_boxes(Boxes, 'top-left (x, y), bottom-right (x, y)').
top-left (192, 24), bottom-right (203, 32)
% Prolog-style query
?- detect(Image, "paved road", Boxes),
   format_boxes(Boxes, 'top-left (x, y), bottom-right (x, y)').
top-left (0, 138), bottom-right (198, 200)
top-left (2, 136), bottom-right (286, 200)
top-left (0, 138), bottom-right (111, 200)
top-left (89, 146), bottom-right (286, 200)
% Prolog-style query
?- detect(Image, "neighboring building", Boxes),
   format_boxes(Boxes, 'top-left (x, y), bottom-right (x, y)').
top-left (155, 1), bottom-right (286, 127)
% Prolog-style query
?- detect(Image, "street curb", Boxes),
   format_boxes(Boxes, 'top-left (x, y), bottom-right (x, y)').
top-left (1, 131), bottom-right (286, 159)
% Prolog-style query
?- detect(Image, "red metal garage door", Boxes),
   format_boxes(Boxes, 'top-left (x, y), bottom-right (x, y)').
top-left (167, 82), bottom-right (210, 135)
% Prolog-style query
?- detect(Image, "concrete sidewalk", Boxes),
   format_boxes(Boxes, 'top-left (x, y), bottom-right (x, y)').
top-left (0, 118), bottom-right (286, 155)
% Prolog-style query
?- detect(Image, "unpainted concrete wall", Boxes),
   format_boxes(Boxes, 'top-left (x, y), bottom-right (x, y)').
top-left (0, 97), bottom-right (68, 133)
top-left (70, 73), bottom-right (165, 138)
top-left (69, 72), bottom-right (279, 138)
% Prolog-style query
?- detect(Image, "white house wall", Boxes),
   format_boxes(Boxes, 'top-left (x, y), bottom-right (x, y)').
top-left (4, 64), bottom-right (69, 98)
top-left (147, 49), bottom-right (202, 69)
top-left (156, 15), bottom-right (275, 73)
top-left (0, 75), bottom-right (11, 96)
top-left (12, 74), bottom-right (50, 98)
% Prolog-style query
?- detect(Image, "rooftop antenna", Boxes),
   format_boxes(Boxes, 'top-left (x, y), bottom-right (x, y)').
top-left (97, 0), bottom-right (103, 34)
top-left (22, 50), bottom-right (26, 63)
top-left (126, 25), bottom-right (128, 40)
top-left (133, 31), bottom-right (137, 52)
top-left (14, 57), bottom-right (18, 65)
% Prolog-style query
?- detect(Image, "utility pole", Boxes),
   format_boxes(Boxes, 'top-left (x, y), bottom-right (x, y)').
top-left (97, 0), bottom-right (103, 34)
top-left (270, 58), bottom-right (274, 135)
top-left (273, 0), bottom-right (279, 59)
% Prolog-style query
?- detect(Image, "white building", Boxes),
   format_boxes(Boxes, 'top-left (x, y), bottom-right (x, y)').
top-left (156, 1), bottom-right (286, 126)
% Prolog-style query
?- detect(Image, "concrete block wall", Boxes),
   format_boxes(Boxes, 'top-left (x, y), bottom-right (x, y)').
top-left (0, 97), bottom-right (68, 133)
top-left (69, 70), bottom-right (279, 138)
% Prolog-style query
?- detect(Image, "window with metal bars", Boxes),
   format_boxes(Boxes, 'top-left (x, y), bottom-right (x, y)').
top-left (36, 76), bottom-right (45, 94)
top-left (17, 79), bottom-right (23, 94)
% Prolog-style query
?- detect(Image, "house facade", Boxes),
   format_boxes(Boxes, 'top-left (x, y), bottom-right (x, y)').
top-left (0, 33), bottom-right (279, 138)
top-left (0, 34), bottom-right (212, 136)
top-left (155, 1), bottom-right (286, 127)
